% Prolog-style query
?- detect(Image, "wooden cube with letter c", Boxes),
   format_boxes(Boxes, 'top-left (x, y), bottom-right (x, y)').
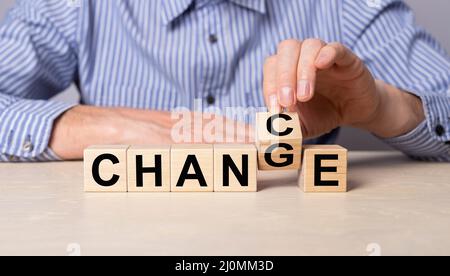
top-left (214, 144), bottom-right (257, 192)
top-left (256, 112), bottom-right (302, 170)
top-left (84, 145), bottom-right (130, 192)
top-left (299, 145), bottom-right (348, 193)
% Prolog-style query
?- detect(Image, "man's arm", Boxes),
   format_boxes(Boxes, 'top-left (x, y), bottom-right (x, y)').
top-left (48, 106), bottom-right (177, 160)
top-left (344, 0), bottom-right (450, 161)
top-left (49, 105), bottom-right (255, 160)
top-left (0, 0), bottom-right (79, 161)
top-left (262, 0), bottom-right (449, 161)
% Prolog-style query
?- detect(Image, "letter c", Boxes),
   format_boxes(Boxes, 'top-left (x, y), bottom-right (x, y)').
top-left (92, 154), bottom-right (120, 187)
top-left (266, 113), bottom-right (294, 136)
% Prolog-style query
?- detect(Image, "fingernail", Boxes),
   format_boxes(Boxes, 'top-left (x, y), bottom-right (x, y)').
top-left (316, 53), bottom-right (328, 65)
top-left (297, 80), bottom-right (310, 100)
top-left (279, 87), bottom-right (294, 107)
top-left (269, 94), bottom-right (281, 113)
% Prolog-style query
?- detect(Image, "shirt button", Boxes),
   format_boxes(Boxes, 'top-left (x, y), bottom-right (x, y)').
top-left (8, 155), bottom-right (18, 162)
top-left (208, 34), bottom-right (218, 44)
top-left (435, 125), bottom-right (445, 137)
top-left (206, 95), bottom-right (216, 105)
top-left (23, 141), bottom-right (34, 152)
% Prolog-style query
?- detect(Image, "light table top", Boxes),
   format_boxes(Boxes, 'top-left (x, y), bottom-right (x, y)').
top-left (0, 151), bottom-right (449, 256)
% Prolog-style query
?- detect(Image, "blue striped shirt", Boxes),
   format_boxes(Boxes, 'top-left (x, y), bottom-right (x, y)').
top-left (0, 0), bottom-right (449, 162)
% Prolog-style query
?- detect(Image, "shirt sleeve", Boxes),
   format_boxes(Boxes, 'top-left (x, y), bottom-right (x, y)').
top-left (341, 0), bottom-right (450, 161)
top-left (0, 0), bottom-right (80, 162)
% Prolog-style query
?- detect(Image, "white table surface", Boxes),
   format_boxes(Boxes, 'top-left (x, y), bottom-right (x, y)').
top-left (1, 151), bottom-right (449, 256)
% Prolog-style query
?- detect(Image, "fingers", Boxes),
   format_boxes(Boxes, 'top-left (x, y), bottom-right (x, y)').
top-left (263, 55), bottom-right (280, 113)
top-left (314, 42), bottom-right (356, 69)
top-left (263, 39), bottom-right (355, 109)
top-left (276, 40), bottom-right (301, 108)
top-left (297, 39), bottom-right (326, 102)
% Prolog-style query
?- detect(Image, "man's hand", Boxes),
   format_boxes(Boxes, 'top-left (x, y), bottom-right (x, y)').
top-left (50, 106), bottom-right (254, 160)
top-left (263, 39), bottom-right (425, 139)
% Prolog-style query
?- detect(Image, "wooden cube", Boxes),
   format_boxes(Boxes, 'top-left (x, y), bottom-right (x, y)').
top-left (257, 143), bottom-right (302, 170)
top-left (256, 112), bottom-right (302, 171)
top-left (84, 145), bottom-right (130, 192)
top-left (214, 144), bottom-right (257, 192)
top-left (170, 144), bottom-right (214, 192)
top-left (256, 112), bottom-right (302, 147)
top-left (299, 145), bottom-right (348, 193)
top-left (127, 145), bottom-right (171, 192)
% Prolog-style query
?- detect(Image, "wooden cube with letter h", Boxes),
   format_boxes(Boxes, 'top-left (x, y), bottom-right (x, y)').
top-left (299, 145), bottom-right (348, 193)
top-left (256, 112), bottom-right (302, 170)
top-left (127, 145), bottom-right (171, 192)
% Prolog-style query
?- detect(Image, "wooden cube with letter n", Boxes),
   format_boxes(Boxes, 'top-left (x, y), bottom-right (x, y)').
top-left (299, 145), bottom-right (348, 193)
top-left (214, 144), bottom-right (257, 192)
top-left (171, 144), bottom-right (214, 192)
top-left (84, 145), bottom-right (130, 192)
top-left (127, 145), bottom-right (171, 192)
top-left (256, 112), bottom-right (302, 170)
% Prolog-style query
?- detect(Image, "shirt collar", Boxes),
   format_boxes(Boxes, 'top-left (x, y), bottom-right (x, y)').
top-left (161, 0), bottom-right (267, 25)
top-left (161, 0), bottom-right (194, 25)
top-left (230, 0), bottom-right (266, 14)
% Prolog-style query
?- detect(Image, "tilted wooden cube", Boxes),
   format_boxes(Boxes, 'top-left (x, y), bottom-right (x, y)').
top-left (256, 112), bottom-right (302, 170)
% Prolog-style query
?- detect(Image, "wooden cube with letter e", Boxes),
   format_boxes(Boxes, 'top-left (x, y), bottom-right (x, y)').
top-left (256, 112), bottom-right (303, 170)
top-left (299, 145), bottom-right (348, 193)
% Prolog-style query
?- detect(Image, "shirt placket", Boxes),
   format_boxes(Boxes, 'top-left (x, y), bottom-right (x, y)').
top-left (197, 1), bottom-right (228, 110)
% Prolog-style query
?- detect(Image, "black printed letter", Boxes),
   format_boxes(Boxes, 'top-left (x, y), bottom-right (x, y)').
top-left (264, 143), bottom-right (294, 168)
top-left (314, 154), bottom-right (339, 186)
top-left (135, 155), bottom-right (162, 187)
top-left (92, 154), bottom-right (120, 187)
top-left (176, 155), bottom-right (208, 187)
top-left (223, 154), bottom-right (249, 187)
top-left (266, 113), bottom-right (293, 136)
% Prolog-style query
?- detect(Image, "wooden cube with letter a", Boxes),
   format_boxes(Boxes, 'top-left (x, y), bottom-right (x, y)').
top-left (84, 145), bottom-right (130, 192)
top-left (214, 144), bottom-right (257, 192)
top-left (256, 112), bottom-right (302, 170)
top-left (299, 145), bottom-right (348, 193)
top-left (171, 144), bottom-right (214, 192)
top-left (127, 145), bottom-right (171, 192)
